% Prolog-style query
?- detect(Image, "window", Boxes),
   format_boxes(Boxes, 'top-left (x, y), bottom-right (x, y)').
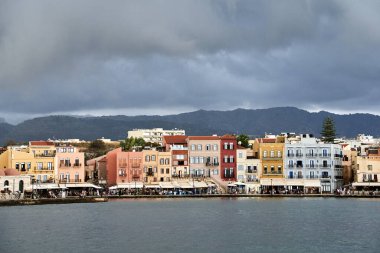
top-left (191, 144), bottom-right (195, 151)
top-left (21, 163), bottom-right (25, 172)
top-left (238, 165), bottom-right (244, 171)
top-left (368, 165), bottom-right (373, 171)
top-left (199, 157), bottom-right (204, 164)
top-left (263, 151), bottom-right (267, 157)
top-left (206, 144), bottom-right (211, 151)
top-left (160, 158), bottom-right (164, 165)
top-left (19, 180), bottom-right (24, 192)
top-left (213, 157), bottom-right (218, 164)
top-left (190, 157), bottom-right (195, 164)
top-left (195, 157), bottom-right (199, 164)
top-left (229, 156), bottom-right (234, 163)
top-left (37, 162), bottom-right (43, 170)
top-left (161, 168), bottom-right (164, 174)
top-left (224, 156), bottom-right (228, 163)
top-left (166, 168), bottom-right (170, 174)
top-left (27, 163), bottom-right (31, 171)
top-left (145, 155), bottom-right (150, 162)
top-left (264, 166), bottom-right (268, 174)
top-left (47, 162), bottom-right (53, 170)
top-left (271, 166), bottom-right (275, 173)
top-left (151, 155), bottom-right (156, 161)
top-left (15, 163), bottom-right (20, 170)
top-left (270, 151), bottom-right (275, 157)
top-left (213, 144), bottom-right (218, 151)
top-left (238, 152), bottom-right (243, 158)
top-left (229, 143), bottom-right (234, 150)
top-left (224, 143), bottom-right (228, 150)
top-left (197, 144), bottom-right (202, 151)
top-left (278, 166), bottom-right (282, 174)
top-left (75, 173), bottom-right (79, 182)
top-left (323, 149), bottom-right (328, 156)
top-left (165, 158), bottom-right (170, 165)
top-left (66, 173), bottom-right (70, 182)
top-left (310, 160), bottom-right (315, 168)
top-left (277, 151), bottom-right (281, 157)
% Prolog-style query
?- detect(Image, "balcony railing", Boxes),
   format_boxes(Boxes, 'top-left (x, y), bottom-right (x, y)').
top-left (34, 167), bottom-right (54, 171)
top-left (287, 154), bottom-right (295, 157)
top-left (206, 162), bottom-right (219, 166)
top-left (147, 172), bottom-right (154, 176)
top-left (295, 154), bottom-right (303, 157)
top-left (305, 165), bottom-right (317, 169)
top-left (305, 175), bottom-right (320, 179)
top-left (119, 163), bottom-right (127, 168)
top-left (131, 163), bottom-right (141, 168)
top-left (287, 175), bottom-right (303, 179)
top-left (319, 153), bottom-right (331, 157)
top-left (59, 179), bottom-right (82, 183)
top-left (319, 164), bottom-right (331, 168)
top-left (35, 152), bottom-right (56, 157)
top-left (306, 154), bottom-right (318, 157)
top-left (262, 157), bottom-right (282, 160)
top-left (246, 170), bottom-right (257, 174)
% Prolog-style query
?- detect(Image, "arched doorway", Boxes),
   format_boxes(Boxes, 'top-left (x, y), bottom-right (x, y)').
top-left (19, 180), bottom-right (24, 192)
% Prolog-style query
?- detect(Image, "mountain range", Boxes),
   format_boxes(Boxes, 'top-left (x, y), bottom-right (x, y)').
top-left (0, 107), bottom-right (379, 145)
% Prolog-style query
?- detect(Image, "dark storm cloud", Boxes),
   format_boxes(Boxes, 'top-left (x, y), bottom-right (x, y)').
top-left (0, 0), bottom-right (380, 122)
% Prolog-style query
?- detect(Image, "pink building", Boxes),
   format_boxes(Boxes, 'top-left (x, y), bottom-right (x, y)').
top-left (56, 145), bottom-right (85, 183)
top-left (106, 148), bottom-right (143, 186)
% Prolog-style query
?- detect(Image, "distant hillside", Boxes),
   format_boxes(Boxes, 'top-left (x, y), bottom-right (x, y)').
top-left (1, 107), bottom-right (379, 145)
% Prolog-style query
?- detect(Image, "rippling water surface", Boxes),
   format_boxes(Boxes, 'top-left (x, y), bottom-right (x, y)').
top-left (1, 198), bottom-right (379, 253)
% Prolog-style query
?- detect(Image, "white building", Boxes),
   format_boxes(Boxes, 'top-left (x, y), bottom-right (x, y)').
top-left (236, 148), bottom-right (261, 193)
top-left (284, 134), bottom-right (343, 193)
top-left (128, 128), bottom-right (185, 145)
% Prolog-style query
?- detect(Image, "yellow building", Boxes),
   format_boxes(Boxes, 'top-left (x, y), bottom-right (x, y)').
top-left (251, 136), bottom-right (285, 179)
top-left (142, 149), bottom-right (159, 184)
top-left (157, 151), bottom-right (171, 182)
top-left (0, 141), bottom-right (56, 183)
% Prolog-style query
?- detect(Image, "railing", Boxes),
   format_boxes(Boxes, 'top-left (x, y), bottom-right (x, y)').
top-left (73, 163), bottom-right (82, 167)
top-left (287, 154), bottom-right (295, 157)
top-left (305, 175), bottom-right (320, 179)
top-left (246, 170), bottom-right (257, 174)
top-left (262, 157), bottom-right (282, 160)
top-left (119, 163), bottom-right (127, 168)
top-left (34, 167), bottom-right (54, 171)
top-left (295, 154), bottom-right (303, 157)
top-left (287, 176), bottom-right (303, 179)
top-left (206, 162), bottom-right (219, 166)
top-left (305, 165), bottom-right (317, 168)
top-left (334, 165), bottom-right (343, 168)
top-left (147, 172), bottom-right (154, 176)
top-left (334, 154), bottom-right (343, 158)
top-left (305, 154), bottom-right (318, 157)
top-left (131, 163), bottom-right (140, 168)
top-left (288, 164), bottom-right (295, 168)
top-left (319, 153), bottom-right (331, 157)
top-left (59, 179), bottom-right (82, 183)
top-left (263, 172), bottom-right (283, 175)
top-left (319, 164), bottom-right (331, 168)
top-left (35, 153), bottom-right (56, 157)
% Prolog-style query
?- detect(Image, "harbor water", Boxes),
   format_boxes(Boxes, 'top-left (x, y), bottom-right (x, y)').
top-left (0, 198), bottom-right (379, 253)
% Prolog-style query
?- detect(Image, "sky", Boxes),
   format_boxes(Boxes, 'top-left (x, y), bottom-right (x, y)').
top-left (1, 0), bottom-right (380, 124)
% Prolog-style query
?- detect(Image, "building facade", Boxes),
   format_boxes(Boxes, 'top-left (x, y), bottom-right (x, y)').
top-left (128, 128), bottom-right (185, 145)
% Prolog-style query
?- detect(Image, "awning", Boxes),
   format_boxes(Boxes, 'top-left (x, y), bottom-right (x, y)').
top-left (65, 183), bottom-right (102, 189)
top-left (159, 182), bottom-right (175, 188)
top-left (179, 182), bottom-right (193, 189)
top-left (285, 179), bottom-right (304, 186)
top-left (115, 182), bottom-right (144, 189)
top-left (234, 182), bottom-right (246, 186)
top-left (33, 184), bottom-right (67, 190)
top-left (260, 179), bottom-right (287, 186)
top-left (304, 180), bottom-right (321, 187)
top-left (352, 182), bottom-right (380, 187)
top-left (144, 184), bottom-right (160, 189)
top-left (227, 183), bottom-right (236, 187)
top-left (193, 181), bottom-right (208, 188)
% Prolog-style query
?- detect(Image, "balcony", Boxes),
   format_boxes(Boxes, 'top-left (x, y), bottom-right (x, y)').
top-left (119, 163), bottom-right (127, 168)
top-left (262, 157), bottom-right (282, 160)
top-left (147, 171), bottom-right (154, 176)
top-left (319, 164), bottom-right (331, 168)
top-left (305, 175), bottom-right (320, 179)
top-left (59, 179), bottom-right (82, 183)
top-left (287, 175), bottom-right (303, 179)
top-left (287, 154), bottom-right (295, 157)
top-left (60, 163), bottom-right (71, 168)
top-left (34, 167), bottom-right (54, 172)
top-left (35, 152), bottom-right (56, 158)
top-left (334, 154), bottom-right (343, 158)
top-left (305, 154), bottom-right (318, 157)
top-left (132, 174), bottom-right (140, 180)
top-left (295, 154), bottom-right (303, 157)
top-left (319, 153), bottom-right (331, 157)
top-left (305, 165), bottom-right (317, 169)
top-left (131, 163), bottom-right (140, 168)
top-left (73, 163), bottom-right (82, 168)
top-left (206, 162), bottom-right (219, 166)
top-left (246, 169), bottom-right (257, 174)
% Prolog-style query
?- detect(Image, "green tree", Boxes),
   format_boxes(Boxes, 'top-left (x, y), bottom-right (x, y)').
top-left (321, 117), bottom-right (336, 143)
top-left (89, 139), bottom-right (106, 152)
top-left (237, 134), bottom-right (250, 148)
top-left (120, 137), bottom-right (146, 151)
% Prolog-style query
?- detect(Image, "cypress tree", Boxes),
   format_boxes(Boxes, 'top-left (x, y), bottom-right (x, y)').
top-left (321, 117), bottom-right (336, 143)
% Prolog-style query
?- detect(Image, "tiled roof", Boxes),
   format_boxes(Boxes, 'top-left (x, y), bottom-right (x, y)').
top-left (163, 135), bottom-right (188, 144)
top-left (187, 136), bottom-right (220, 140)
top-left (29, 141), bottom-right (55, 146)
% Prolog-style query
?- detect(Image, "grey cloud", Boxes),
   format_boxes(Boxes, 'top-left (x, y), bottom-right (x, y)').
top-left (0, 0), bottom-right (380, 122)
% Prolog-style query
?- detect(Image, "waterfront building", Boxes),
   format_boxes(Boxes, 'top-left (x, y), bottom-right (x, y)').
top-left (342, 144), bottom-right (357, 185)
top-left (0, 168), bottom-right (31, 193)
top-left (187, 136), bottom-right (220, 177)
top-left (353, 146), bottom-right (380, 189)
top-left (143, 149), bottom-right (159, 184)
top-left (55, 144), bottom-right (85, 184)
top-left (157, 151), bottom-right (171, 182)
top-left (250, 136), bottom-right (285, 192)
top-left (220, 135), bottom-right (237, 181)
top-left (128, 128), bottom-right (185, 145)
top-left (163, 135), bottom-right (189, 178)
top-left (0, 141), bottom-right (56, 183)
top-left (85, 155), bottom-right (106, 184)
top-left (284, 134), bottom-right (343, 193)
top-left (236, 147), bottom-right (261, 193)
